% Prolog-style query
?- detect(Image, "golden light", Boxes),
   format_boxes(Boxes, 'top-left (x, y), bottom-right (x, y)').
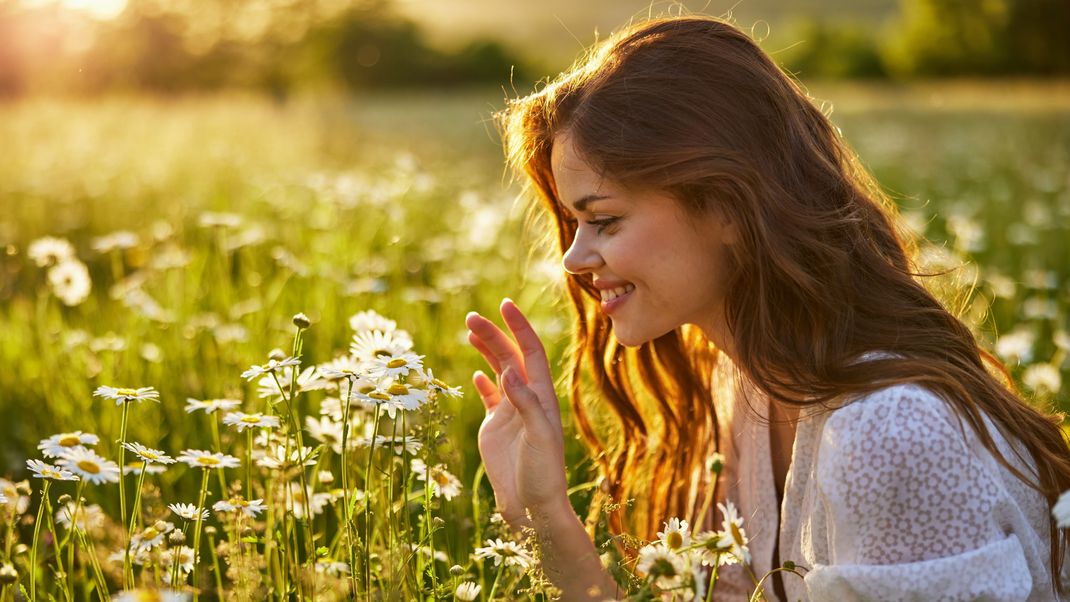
top-left (19, 0), bottom-right (128, 20)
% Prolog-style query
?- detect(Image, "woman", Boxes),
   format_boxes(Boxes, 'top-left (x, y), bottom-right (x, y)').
top-left (465, 16), bottom-right (1070, 601)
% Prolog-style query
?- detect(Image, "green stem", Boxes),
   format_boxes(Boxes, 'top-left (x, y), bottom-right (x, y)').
top-left (125, 465), bottom-right (149, 588)
top-left (212, 418), bottom-right (228, 496)
top-left (246, 429), bottom-right (254, 501)
top-left (191, 469), bottom-right (212, 602)
top-left (340, 379), bottom-right (358, 597)
top-left (485, 566), bottom-right (504, 601)
top-left (30, 480), bottom-right (51, 601)
top-left (364, 405), bottom-right (382, 596)
top-left (42, 492), bottom-right (70, 602)
top-left (117, 400), bottom-right (130, 588)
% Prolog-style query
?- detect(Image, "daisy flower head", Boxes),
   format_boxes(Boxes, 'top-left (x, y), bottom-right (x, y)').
top-left (57, 501), bottom-right (105, 533)
top-left (366, 381), bottom-right (428, 419)
top-left (472, 538), bottom-right (535, 570)
top-left (38, 431), bottom-right (100, 458)
top-left (256, 443), bottom-right (317, 470)
top-left (373, 434), bottom-right (422, 456)
top-left (28, 236), bottom-right (75, 267)
top-left (423, 368), bottom-right (463, 399)
top-left (161, 545), bottom-right (196, 576)
top-left (256, 366), bottom-right (327, 400)
top-left (123, 461), bottom-right (169, 476)
top-left (314, 559), bottom-right (350, 576)
top-left (366, 350), bottom-right (424, 380)
top-left (93, 386), bottom-right (160, 405)
top-left (212, 497), bottom-right (266, 518)
top-left (693, 530), bottom-right (729, 567)
top-left (635, 543), bottom-right (687, 591)
top-left (305, 416), bottom-right (346, 454)
top-left (176, 449), bottom-right (241, 470)
top-left (348, 309), bottom-right (398, 334)
top-left (222, 411), bottom-right (280, 432)
top-left (91, 230), bottom-right (139, 254)
top-left (184, 397), bottom-right (242, 414)
top-left (410, 458), bottom-right (462, 500)
top-left (48, 259), bottom-right (92, 306)
top-left (349, 329), bottom-right (413, 363)
top-left (455, 581), bottom-right (481, 601)
top-left (169, 503), bottom-right (210, 522)
top-left (26, 459), bottom-right (78, 481)
top-left (57, 447), bottom-right (120, 485)
top-left (318, 355), bottom-right (367, 385)
top-left (716, 501), bottom-right (751, 565)
top-left (241, 356), bottom-right (301, 381)
top-left (130, 521), bottom-right (174, 553)
top-left (121, 442), bottom-right (175, 465)
top-left (282, 482), bottom-right (332, 519)
top-left (657, 517), bottom-right (691, 551)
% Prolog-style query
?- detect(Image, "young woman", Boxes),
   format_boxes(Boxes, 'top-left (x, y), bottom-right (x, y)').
top-left (465, 16), bottom-right (1070, 601)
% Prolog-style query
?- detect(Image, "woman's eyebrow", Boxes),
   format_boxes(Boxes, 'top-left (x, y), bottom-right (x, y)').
top-left (571, 194), bottom-right (613, 212)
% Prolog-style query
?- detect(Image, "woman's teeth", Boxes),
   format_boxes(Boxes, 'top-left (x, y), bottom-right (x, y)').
top-left (600, 284), bottom-right (635, 302)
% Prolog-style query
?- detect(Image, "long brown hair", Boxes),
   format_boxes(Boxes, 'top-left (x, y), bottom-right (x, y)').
top-left (498, 15), bottom-right (1070, 582)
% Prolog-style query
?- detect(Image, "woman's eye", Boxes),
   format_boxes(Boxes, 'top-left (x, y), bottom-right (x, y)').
top-left (586, 217), bottom-right (619, 233)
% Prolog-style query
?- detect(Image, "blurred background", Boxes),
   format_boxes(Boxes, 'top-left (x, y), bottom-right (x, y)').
top-left (0, 0), bottom-right (1067, 492)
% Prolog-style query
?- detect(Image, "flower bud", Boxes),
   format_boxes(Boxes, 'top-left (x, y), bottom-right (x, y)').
top-left (169, 531), bottom-right (186, 544)
top-left (205, 526), bottom-right (217, 536)
top-left (57, 494), bottom-right (71, 505)
top-left (432, 517), bottom-right (445, 528)
top-left (449, 564), bottom-right (465, 576)
top-left (0, 563), bottom-right (17, 584)
top-left (318, 470), bottom-right (335, 485)
top-left (292, 313), bottom-right (311, 329)
top-left (707, 452), bottom-right (725, 475)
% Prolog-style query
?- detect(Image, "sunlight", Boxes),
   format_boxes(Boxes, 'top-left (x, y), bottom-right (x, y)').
top-left (20, 0), bottom-right (127, 20)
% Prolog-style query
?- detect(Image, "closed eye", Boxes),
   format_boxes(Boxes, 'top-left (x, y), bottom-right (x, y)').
top-left (586, 217), bottom-right (619, 234)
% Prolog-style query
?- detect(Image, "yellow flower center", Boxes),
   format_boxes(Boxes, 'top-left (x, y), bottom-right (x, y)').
top-left (196, 456), bottom-right (221, 466)
top-left (76, 460), bottom-right (101, 474)
top-left (730, 522), bottom-right (744, 547)
top-left (388, 383), bottom-right (409, 396)
top-left (432, 471), bottom-right (451, 487)
top-left (386, 358), bottom-right (408, 369)
top-left (142, 450), bottom-right (159, 460)
top-left (666, 531), bottom-right (683, 550)
top-left (359, 385), bottom-right (376, 394)
top-left (58, 435), bottom-right (81, 447)
top-left (116, 388), bottom-right (138, 396)
top-left (142, 527), bottom-right (159, 539)
top-left (240, 415), bottom-right (262, 424)
top-left (368, 392), bottom-right (390, 401)
top-left (431, 378), bottom-right (449, 389)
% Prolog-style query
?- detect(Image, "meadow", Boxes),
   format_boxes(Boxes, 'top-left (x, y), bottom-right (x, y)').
top-left (0, 81), bottom-right (1067, 599)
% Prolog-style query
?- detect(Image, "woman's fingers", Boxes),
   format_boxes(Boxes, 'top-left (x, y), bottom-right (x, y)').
top-left (467, 330), bottom-right (503, 375)
top-left (465, 311), bottom-right (529, 381)
top-left (500, 366), bottom-right (556, 442)
top-left (499, 299), bottom-right (555, 396)
top-left (472, 370), bottom-right (501, 412)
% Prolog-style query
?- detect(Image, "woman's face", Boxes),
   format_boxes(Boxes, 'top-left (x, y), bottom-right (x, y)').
top-left (550, 133), bottom-right (737, 349)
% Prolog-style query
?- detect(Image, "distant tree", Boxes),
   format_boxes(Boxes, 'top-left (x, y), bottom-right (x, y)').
top-left (886, 0), bottom-right (1070, 76)
top-left (779, 19), bottom-right (887, 79)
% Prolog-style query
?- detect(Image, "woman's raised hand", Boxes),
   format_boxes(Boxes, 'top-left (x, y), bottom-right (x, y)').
top-left (465, 299), bottom-right (570, 530)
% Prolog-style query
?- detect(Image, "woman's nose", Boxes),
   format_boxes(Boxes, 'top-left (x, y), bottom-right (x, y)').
top-left (562, 231), bottom-right (603, 275)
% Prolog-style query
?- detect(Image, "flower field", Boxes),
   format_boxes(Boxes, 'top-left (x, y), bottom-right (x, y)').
top-left (0, 83), bottom-right (1067, 600)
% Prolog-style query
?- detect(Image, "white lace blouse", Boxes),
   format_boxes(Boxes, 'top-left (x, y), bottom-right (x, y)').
top-left (709, 364), bottom-right (1064, 601)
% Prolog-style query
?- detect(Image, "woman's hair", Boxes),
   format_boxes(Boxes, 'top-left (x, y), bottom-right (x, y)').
top-left (498, 15), bottom-right (1070, 581)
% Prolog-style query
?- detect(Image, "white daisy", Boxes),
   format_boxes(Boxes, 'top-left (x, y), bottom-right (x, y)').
top-left (184, 397), bottom-right (242, 414)
top-left (635, 543), bottom-right (687, 591)
top-left (26, 459), bottom-right (78, 481)
top-left (198, 211), bottom-right (242, 229)
top-left (410, 459), bottom-right (462, 500)
top-left (366, 382), bottom-right (429, 419)
top-left (121, 442), bottom-right (175, 465)
top-left (241, 356), bottom-right (302, 381)
top-left (93, 386), bottom-right (160, 405)
top-left (366, 351), bottom-right (424, 380)
top-left (169, 503), bottom-right (209, 522)
top-left (455, 581), bottom-right (481, 601)
top-left (57, 447), bottom-right (120, 485)
top-left (38, 431), bottom-right (100, 458)
top-left (423, 369), bottom-right (463, 399)
top-left (349, 329), bottom-right (413, 362)
top-left (1023, 364), bottom-right (1061, 395)
top-left (28, 236), bottom-right (75, 267)
top-left (256, 444), bottom-right (317, 470)
top-left (130, 521), bottom-right (174, 553)
top-left (472, 538), bottom-right (535, 570)
top-left (716, 501), bottom-right (751, 565)
top-left (56, 501), bottom-right (105, 532)
top-left (48, 259), bottom-right (92, 306)
top-left (221, 412), bottom-right (281, 432)
top-left (176, 450), bottom-right (241, 470)
top-left (693, 530), bottom-right (728, 567)
top-left (91, 231), bottom-right (139, 254)
top-left (314, 559), bottom-right (350, 576)
top-left (256, 366), bottom-right (328, 400)
top-left (317, 356), bottom-right (366, 385)
top-left (348, 309), bottom-right (398, 334)
top-left (368, 434), bottom-right (422, 456)
top-left (282, 482), bottom-right (332, 519)
top-left (305, 416), bottom-right (347, 454)
top-left (212, 497), bottom-right (266, 518)
top-left (656, 517), bottom-right (690, 551)
top-left (123, 461), bottom-right (169, 476)
top-left (160, 545), bottom-right (196, 574)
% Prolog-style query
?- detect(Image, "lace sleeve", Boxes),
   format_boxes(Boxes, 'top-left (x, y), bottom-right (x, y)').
top-left (803, 384), bottom-right (1034, 601)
